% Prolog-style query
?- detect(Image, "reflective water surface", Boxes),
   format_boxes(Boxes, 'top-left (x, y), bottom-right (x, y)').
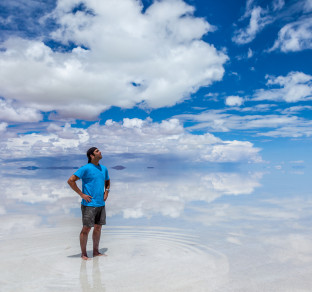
top-left (0, 156), bottom-right (312, 291)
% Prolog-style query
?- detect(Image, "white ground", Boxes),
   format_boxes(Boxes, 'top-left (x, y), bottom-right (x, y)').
top-left (1, 223), bottom-right (312, 292)
top-left (0, 225), bottom-right (228, 292)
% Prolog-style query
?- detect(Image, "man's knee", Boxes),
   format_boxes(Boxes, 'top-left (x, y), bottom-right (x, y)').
top-left (81, 226), bottom-right (91, 235)
top-left (94, 224), bottom-right (102, 232)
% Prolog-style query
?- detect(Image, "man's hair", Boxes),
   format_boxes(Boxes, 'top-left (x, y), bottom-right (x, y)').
top-left (87, 147), bottom-right (98, 163)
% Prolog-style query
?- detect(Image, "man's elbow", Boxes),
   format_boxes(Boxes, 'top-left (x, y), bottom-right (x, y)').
top-left (67, 176), bottom-right (74, 185)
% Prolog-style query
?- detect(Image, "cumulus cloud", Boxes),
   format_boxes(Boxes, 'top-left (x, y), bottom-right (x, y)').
top-left (0, 98), bottom-right (42, 122)
top-left (269, 18), bottom-right (312, 52)
top-left (254, 71), bottom-right (312, 102)
top-left (0, 0), bottom-right (227, 120)
top-left (225, 96), bottom-right (244, 106)
top-left (0, 118), bottom-right (262, 163)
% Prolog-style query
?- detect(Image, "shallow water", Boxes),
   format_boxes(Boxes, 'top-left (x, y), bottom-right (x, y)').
top-left (0, 158), bottom-right (312, 291)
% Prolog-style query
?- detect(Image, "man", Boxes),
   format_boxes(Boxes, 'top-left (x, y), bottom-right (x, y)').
top-left (68, 147), bottom-right (110, 260)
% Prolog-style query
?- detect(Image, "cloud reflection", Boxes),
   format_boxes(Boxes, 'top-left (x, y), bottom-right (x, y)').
top-left (110, 171), bottom-right (263, 219)
top-left (0, 162), bottom-right (263, 231)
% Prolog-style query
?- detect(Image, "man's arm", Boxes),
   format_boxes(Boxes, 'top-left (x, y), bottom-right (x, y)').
top-left (67, 175), bottom-right (92, 202)
top-left (104, 179), bottom-right (110, 201)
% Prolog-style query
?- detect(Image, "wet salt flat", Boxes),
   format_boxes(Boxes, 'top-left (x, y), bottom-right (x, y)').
top-left (1, 226), bottom-right (228, 291)
top-left (0, 158), bottom-right (312, 291)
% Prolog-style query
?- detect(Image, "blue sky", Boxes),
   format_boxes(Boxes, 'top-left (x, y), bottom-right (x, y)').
top-left (0, 0), bottom-right (311, 167)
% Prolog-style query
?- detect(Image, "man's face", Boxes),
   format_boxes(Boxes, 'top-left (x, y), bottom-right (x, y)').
top-left (92, 149), bottom-right (102, 160)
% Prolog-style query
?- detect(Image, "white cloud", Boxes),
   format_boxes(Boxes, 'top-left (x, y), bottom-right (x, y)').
top-left (256, 123), bottom-right (312, 137)
top-left (304, 0), bottom-right (312, 12)
top-left (235, 48), bottom-right (254, 60)
top-left (233, 6), bottom-right (272, 44)
top-left (0, 15), bottom-right (13, 26)
top-left (233, 0), bottom-right (311, 49)
top-left (0, 98), bottom-right (42, 122)
top-left (254, 71), bottom-right (312, 102)
top-left (270, 18), bottom-right (312, 52)
top-left (225, 96), bottom-right (244, 106)
top-left (280, 105), bottom-right (312, 114)
top-left (0, 122), bottom-right (8, 132)
top-left (0, 118), bottom-right (262, 163)
top-left (0, 206), bottom-right (6, 215)
top-left (240, 104), bottom-right (277, 112)
top-left (272, 0), bottom-right (285, 11)
top-left (176, 108), bottom-right (312, 138)
top-left (178, 110), bottom-right (298, 131)
top-left (79, 118), bottom-right (262, 162)
top-left (0, 0), bottom-right (227, 120)
top-left (290, 160), bottom-right (304, 163)
top-left (226, 236), bottom-right (241, 245)
top-left (247, 48), bottom-right (253, 58)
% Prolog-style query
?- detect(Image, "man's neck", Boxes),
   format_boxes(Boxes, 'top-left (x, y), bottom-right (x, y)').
top-left (91, 160), bottom-right (100, 166)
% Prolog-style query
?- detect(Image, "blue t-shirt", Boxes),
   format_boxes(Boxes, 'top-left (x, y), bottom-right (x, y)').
top-left (74, 163), bottom-right (110, 207)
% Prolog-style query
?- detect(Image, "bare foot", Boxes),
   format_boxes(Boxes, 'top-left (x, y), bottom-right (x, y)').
top-left (81, 255), bottom-right (91, 260)
top-left (93, 252), bottom-right (107, 257)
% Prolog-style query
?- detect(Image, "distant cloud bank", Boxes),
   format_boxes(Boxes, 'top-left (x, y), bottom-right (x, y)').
top-left (0, 118), bottom-right (262, 163)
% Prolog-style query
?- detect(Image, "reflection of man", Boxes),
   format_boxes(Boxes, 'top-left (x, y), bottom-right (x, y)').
top-left (80, 257), bottom-right (106, 291)
top-left (68, 147), bottom-right (110, 260)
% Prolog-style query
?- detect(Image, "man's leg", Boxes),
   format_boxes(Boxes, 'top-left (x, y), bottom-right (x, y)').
top-left (93, 224), bottom-right (106, 256)
top-left (80, 226), bottom-right (91, 260)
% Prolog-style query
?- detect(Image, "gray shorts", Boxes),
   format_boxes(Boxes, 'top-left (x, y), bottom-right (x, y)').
top-left (81, 205), bottom-right (106, 227)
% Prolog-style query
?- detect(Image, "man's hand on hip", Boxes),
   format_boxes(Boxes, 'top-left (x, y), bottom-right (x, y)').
top-left (81, 193), bottom-right (92, 202)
